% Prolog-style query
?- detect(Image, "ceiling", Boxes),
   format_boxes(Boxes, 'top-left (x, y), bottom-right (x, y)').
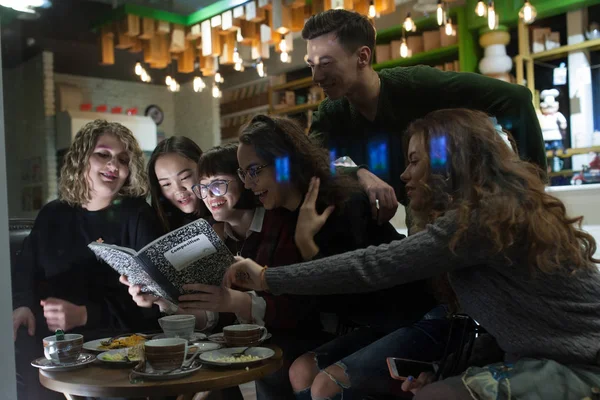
top-left (86, 0), bottom-right (216, 15)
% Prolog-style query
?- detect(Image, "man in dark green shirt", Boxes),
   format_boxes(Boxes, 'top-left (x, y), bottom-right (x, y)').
top-left (304, 9), bottom-right (546, 223)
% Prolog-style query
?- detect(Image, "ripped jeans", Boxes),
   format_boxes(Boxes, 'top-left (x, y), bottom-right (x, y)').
top-left (294, 305), bottom-right (451, 400)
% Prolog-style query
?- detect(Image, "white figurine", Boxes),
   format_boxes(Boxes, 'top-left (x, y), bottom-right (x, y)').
top-left (538, 89), bottom-right (567, 151)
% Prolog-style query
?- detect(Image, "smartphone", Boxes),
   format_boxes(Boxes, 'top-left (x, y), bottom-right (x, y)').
top-left (386, 357), bottom-right (438, 381)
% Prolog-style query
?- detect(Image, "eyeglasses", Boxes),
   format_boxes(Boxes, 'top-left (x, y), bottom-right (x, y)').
top-left (237, 164), bottom-right (270, 183)
top-left (191, 180), bottom-right (233, 199)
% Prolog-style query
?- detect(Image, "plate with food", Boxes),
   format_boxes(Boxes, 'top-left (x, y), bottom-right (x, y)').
top-left (96, 345), bottom-right (144, 366)
top-left (199, 347), bottom-right (275, 367)
top-left (83, 334), bottom-right (149, 352)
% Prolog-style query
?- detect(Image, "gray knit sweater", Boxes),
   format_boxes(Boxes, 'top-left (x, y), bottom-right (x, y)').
top-left (266, 213), bottom-right (600, 366)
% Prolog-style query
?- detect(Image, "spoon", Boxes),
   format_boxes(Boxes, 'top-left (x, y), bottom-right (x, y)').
top-left (231, 347), bottom-right (251, 358)
top-left (159, 350), bottom-right (202, 375)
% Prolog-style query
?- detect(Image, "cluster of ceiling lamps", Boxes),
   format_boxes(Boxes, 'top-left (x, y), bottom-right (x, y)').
top-left (134, 62), bottom-right (152, 83)
top-left (474, 0), bottom-right (537, 30)
top-left (399, 3), bottom-right (456, 59)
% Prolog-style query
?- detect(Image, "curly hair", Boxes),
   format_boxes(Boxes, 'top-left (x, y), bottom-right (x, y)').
top-left (197, 143), bottom-right (257, 210)
top-left (239, 115), bottom-right (361, 212)
top-left (405, 109), bottom-right (598, 275)
top-left (147, 136), bottom-right (206, 233)
top-left (58, 120), bottom-right (148, 206)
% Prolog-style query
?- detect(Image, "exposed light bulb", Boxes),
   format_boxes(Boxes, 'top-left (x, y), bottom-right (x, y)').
top-left (487, 1), bottom-right (497, 30)
top-left (256, 60), bottom-right (265, 78)
top-left (165, 75), bottom-right (172, 86)
top-left (212, 83), bottom-right (221, 98)
top-left (519, 0), bottom-right (537, 24)
top-left (404, 13), bottom-right (416, 32)
top-left (445, 18), bottom-right (454, 36)
top-left (193, 76), bottom-right (205, 92)
top-left (134, 62), bottom-right (143, 76)
top-left (437, 1), bottom-right (444, 26)
top-left (236, 29), bottom-right (243, 42)
top-left (280, 51), bottom-right (290, 63)
top-left (233, 48), bottom-right (241, 64)
top-left (475, 0), bottom-right (487, 17)
top-left (368, 1), bottom-right (376, 18)
top-left (279, 37), bottom-right (287, 53)
top-left (400, 39), bottom-right (408, 58)
top-left (169, 79), bottom-right (178, 92)
top-left (234, 62), bottom-right (243, 71)
top-left (215, 72), bottom-right (224, 84)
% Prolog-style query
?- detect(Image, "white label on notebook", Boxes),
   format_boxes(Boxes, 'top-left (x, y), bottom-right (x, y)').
top-left (164, 234), bottom-right (217, 271)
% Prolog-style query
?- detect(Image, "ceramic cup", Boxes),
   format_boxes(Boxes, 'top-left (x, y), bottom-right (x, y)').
top-left (158, 314), bottom-right (196, 339)
top-left (223, 324), bottom-right (268, 347)
top-left (144, 338), bottom-right (199, 371)
top-left (42, 333), bottom-right (84, 364)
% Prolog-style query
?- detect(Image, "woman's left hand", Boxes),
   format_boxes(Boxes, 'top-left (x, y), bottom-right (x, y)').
top-left (295, 177), bottom-right (335, 259)
top-left (179, 284), bottom-right (239, 313)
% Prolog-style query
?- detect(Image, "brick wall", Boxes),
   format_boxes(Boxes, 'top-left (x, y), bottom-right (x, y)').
top-left (173, 77), bottom-right (220, 153)
top-left (2, 53), bottom-right (48, 218)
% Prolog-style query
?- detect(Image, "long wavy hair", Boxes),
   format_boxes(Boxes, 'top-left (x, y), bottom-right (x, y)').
top-left (59, 120), bottom-right (148, 207)
top-left (406, 109), bottom-right (598, 275)
top-left (197, 143), bottom-right (257, 210)
top-left (239, 115), bottom-right (361, 212)
top-left (147, 136), bottom-right (206, 233)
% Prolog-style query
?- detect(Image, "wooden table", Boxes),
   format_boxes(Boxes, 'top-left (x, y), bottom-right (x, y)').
top-left (39, 346), bottom-right (282, 399)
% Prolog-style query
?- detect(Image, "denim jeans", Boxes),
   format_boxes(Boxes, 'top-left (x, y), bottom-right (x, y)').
top-left (256, 330), bottom-right (335, 400)
top-left (295, 305), bottom-right (451, 400)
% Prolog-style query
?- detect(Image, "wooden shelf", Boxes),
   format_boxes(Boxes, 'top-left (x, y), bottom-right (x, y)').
top-left (373, 45), bottom-right (459, 71)
top-left (527, 38), bottom-right (600, 62)
top-left (270, 102), bottom-right (320, 115)
top-left (271, 77), bottom-right (314, 92)
top-left (546, 146), bottom-right (600, 159)
top-left (549, 169), bottom-right (574, 177)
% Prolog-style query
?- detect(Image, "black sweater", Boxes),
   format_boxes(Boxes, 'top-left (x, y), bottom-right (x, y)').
top-left (12, 197), bottom-right (164, 339)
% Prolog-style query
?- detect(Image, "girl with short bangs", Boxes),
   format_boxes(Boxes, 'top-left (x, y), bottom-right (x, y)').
top-left (12, 120), bottom-right (163, 400)
top-left (228, 109), bottom-right (600, 400)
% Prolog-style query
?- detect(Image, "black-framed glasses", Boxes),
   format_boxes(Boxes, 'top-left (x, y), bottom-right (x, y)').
top-left (237, 164), bottom-right (270, 183)
top-left (191, 180), bottom-right (232, 199)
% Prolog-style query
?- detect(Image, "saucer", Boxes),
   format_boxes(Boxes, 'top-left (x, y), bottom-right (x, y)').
top-left (31, 353), bottom-right (96, 371)
top-left (152, 332), bottom-right (207, 342)
top-left (130, 360), bottom-right (203, 381)
top-left (208, 332), bottom-right (272, 345)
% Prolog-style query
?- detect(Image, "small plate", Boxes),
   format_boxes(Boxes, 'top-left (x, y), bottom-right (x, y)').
top-left (152, 332), bottom-right (207, 342)
top-left (131, 360), bottom-right (202, 381)
top-left (31, 353), bottom-right (96, 371)
top-left (208, 332), bottom-right (272, 345)
top-left (96, 349), bottom-right (140, 366)
top-left (200, 347), bottom-right (275, 367)
top-left (190, 342), bottom-right (222, 353)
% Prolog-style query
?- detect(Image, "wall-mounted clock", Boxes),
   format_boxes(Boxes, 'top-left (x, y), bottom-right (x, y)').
top-left (145, 105), bottom-right (164, 126)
